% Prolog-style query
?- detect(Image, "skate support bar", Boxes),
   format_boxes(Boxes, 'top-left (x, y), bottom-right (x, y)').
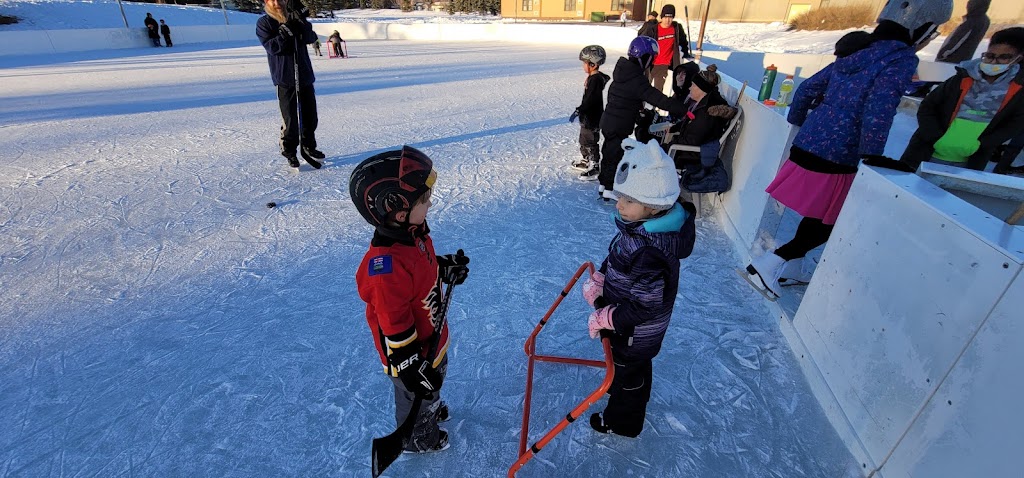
top-left (508, 262), bottom-right (615, 477)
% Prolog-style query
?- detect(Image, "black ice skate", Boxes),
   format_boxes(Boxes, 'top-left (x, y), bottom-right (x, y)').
top-left (402, 429), bottom-right (450, 454)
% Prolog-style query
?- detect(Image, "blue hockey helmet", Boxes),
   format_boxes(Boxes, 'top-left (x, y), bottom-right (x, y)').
top-left (628, 36), bottom-right (660, 70)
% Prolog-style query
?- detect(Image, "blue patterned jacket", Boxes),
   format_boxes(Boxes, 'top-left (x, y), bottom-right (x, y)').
top-left (600, 202), bottom-right (696, 363)
top-left (787, 39), bottom-right (918, 167)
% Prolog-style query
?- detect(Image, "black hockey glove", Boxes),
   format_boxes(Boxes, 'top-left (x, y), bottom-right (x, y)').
top-left (862, 155), bottom-right (915, 173)
top-left (389, 341), bottom-right (442, 398)
top-left (278, 22), bottom-right (295, 39)
top-left (569, 108), bottom-right (580, 124)
top-left (437, 249), bottom-right (469, 285)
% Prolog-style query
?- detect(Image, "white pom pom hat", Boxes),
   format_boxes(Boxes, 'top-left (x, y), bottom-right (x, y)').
top-left (612, 138), bottom-right (680, 210)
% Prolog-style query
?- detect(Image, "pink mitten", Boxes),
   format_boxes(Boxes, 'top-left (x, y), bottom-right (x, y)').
top-left (582, 270), bottom-right (605, 307)
top-left (587, 305), bottom-right (616, 339)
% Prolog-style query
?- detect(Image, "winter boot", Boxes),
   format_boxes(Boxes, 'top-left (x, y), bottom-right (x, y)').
top-left (571, 158), bottom-right (591, 172)
top-left (404, 429), bottom-right (450, 454)
top-left (579, 165), bottom-right (600, 181)
top-left (740, 252), bottom-right (786, 301)
top-left (284, 153), bottom-right (300, 168)
top-left (778, 257), bottom-right (814, 287)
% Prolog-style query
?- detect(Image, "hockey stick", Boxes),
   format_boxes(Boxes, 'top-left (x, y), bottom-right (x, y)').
top-left (684, 6), bottom-right (694, 58)
top-left (287, 3), bottom-right (320, 170)
top-left (371, 251), bottom-right (463, 477)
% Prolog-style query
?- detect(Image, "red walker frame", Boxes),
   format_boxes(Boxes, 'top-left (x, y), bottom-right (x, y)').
top-left (508, 262), bottom-right (615, 477)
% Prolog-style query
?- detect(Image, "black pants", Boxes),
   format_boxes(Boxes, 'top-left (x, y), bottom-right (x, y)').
top-left (162, 34), bottom-right (172, 47)
top-left (599, 133), bottom-right (627, 190)
top-left (579, 126), bottom-right (600, 163)
top-left (276, 84), bottom-right (319, 156)
top-left (602, 359), bottom-right (653, 438)
top-left (775, 217), bottom-right (833, 261)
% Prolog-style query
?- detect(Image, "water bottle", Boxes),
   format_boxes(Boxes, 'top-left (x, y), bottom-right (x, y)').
top-left (776, 75), bottom-right (795, 107)
top-left (758, 64), bottom-right (777, 102)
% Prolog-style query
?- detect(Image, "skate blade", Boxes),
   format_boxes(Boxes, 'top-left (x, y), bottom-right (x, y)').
top-left (735, 268), bottom-right (778, 301)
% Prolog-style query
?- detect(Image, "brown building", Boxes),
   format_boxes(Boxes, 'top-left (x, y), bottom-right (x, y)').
top-left (500, 0), bottom-right (1023, 25)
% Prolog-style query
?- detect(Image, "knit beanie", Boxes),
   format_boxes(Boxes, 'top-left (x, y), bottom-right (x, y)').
top-left (612, 138), bottom-right (680, 210)
top-left (661, 4), bottom-right (676, 17)
top-left (690, 64), bottom-right (721, 93)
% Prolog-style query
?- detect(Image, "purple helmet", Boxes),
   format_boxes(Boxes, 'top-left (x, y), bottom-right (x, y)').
top-left (628, 36), bottom-right (659, 69)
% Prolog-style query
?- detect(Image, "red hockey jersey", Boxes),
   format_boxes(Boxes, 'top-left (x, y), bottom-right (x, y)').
top-left (356, 234), bottom-right (449, 375)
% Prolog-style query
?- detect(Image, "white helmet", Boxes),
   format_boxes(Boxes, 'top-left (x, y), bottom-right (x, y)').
top-left (877, 0), bottom-right (953, 45)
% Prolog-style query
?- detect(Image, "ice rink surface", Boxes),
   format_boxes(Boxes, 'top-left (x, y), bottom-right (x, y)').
top-left (0, 40), bottom-right (861, 477)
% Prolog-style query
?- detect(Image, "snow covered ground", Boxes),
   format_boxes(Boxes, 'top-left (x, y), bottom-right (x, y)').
top-left (0, 2), bottom-right (933, 477)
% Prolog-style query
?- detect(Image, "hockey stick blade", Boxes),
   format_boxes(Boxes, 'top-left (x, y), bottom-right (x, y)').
top-left (299, 149), bottom-right (322, 169)
top-left (371, 397), bottom-right (422, 477)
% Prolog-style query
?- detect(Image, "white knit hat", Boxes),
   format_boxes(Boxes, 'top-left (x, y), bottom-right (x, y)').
top-left (612, 138), bottom-right (680, 210)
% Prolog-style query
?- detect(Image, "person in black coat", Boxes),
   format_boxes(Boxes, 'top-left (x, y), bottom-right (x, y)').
top-left (935, 0), bottom-right (991, 64)
top-left (144, 13), bottom-right (160, 47)
top-left (668, 65), bottom-right (734, 170)
top-left (256, 0), bottom-right (325, 169)
top-left (637, 10), bottom-right (658, 36)
top-left (597, 37), bottom-right (689, 200)
top-left (159, 20), bottom-right (172, 47)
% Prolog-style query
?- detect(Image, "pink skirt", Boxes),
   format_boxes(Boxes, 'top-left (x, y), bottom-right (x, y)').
top-left (765, 160), bottom-right (856, 225)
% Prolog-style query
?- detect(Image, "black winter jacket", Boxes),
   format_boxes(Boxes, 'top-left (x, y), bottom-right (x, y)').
top-left (671, 94), bottom-right (734, 164)
top-left (900, 66), bottom-right (1024, 170)
top-left (935, 0), bottom-right (991, 64)
top-left (578, 72), bottom-right (611, 130)
top-left (256, 15), bottom-right (317, 87)
top-left (601, 57), bottom-right (689, 137)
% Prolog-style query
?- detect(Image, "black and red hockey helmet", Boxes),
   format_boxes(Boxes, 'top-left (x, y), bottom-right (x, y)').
top-left (349, 145), bottom-right (436, 228)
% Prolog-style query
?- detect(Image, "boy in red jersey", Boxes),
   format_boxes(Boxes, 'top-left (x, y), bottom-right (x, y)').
top-left (350, 146), bottom-right (470, 453)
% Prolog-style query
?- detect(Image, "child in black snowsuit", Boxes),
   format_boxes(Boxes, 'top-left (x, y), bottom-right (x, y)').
top-left (159, 20), bottom-right (172, 47)
top-left (573, 45), bottom-right (611, 179)
top-left (598, 36), bottom-right (688, 200)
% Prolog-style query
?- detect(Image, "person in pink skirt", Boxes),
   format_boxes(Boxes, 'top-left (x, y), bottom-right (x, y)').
top-left (741, 0), bottom-right (952, 301)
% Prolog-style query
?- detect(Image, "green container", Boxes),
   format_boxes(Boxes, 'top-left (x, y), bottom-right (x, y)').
top-left (590, 12), bottom-right (605, 22)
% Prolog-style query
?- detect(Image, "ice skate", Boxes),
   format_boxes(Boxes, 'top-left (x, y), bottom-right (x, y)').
top-left (284, 153), bottom-right (300, 168)
top-left (601, 189), bottom-right (616, 202)
top-left (402, 429), bottom-right (450, 454)
top-left (579, 165), bottom-right (600, 181)
top-left (778, 257), bottom-right (815, 287)
top-left (571, 158), bottom-right (591, 172)
top-left (737, 252), bottom-right (786, 301)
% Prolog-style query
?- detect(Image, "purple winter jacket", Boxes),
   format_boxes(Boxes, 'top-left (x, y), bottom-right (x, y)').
top-left (600, 202), bottom-right (696, 363)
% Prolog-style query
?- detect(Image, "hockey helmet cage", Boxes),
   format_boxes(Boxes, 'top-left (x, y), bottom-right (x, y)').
top-left (350, 146), bottom-right (436, 228)
top-left (579, 45), bottom-right (607, 66)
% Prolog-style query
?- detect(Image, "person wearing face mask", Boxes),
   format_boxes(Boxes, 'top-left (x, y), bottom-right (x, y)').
top-left (900, 27), bottom-right (1024, 172)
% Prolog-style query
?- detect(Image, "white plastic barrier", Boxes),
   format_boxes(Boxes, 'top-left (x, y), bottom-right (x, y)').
top-left (782, 165), bottom-right (1024, 476)
top-left (0, 25), bottom-right (257, 55)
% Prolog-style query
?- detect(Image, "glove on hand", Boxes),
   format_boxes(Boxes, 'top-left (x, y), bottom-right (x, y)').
top-left (278, 22), bottom-right (295, 39)
top-left (588, 305), bottom-right (616, 339)
top-left (389, 344), bottom-right (442, 397)
top-left (862, 155), bottom-right (915, 173)
top-left (437, 249), bottom-right (470, 285)
top-left (582, 270), bottom-right (605, 308)
top-left (569, 108), bottom-right (580, 123)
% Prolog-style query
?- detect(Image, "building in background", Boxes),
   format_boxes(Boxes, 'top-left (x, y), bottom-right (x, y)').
top-left (500, 0), bottom-right (1023, 26)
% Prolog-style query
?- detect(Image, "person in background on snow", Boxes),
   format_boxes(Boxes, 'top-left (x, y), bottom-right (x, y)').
top-left (328, 30), bottom-right (345, 58)
top-left (639, 4), bottom-right (691, 95)
top-left (350, 146), bottom-right (470, 453)
top-left (620, 10), bottom-right (629, 27)
top-left (900, 27), bottom-right (1024, 173)
top-left (312, 37), bottom-right (322, 56)
top-left (256, 0), bottom-right (325, 169)
top-left (583, 138), bottom-right (696, 438)
top-left (935, 0), bottom-right (991, 64)
top-left (591, 36), bottom-right (689, 201)
top-left (741, 0), bottom-right (952, 301)
top-left (144, 13), bottom-right (161, 47)
top-left (159, 19), bottom-right (172, 48)
top-left (570, 45), bottom-right (611, 176)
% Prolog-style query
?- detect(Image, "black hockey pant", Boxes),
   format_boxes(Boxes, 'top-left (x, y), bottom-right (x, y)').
top-left (276, 84), bottom-right (319, 156)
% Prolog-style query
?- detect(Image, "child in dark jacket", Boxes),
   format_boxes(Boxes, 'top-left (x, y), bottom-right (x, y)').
top-left (598, 36), bottom-right (689, 200)
top-left (900, 27), bottom-right (1024, 173)
top-left (350, 146), bottom-right (470, 453)
top-left (572, 45), bottom-right (612, 177)
top-left (583, 138), bottom-right (696, 438)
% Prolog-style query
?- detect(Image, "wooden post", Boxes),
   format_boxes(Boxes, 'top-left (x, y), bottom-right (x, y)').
top-left (696, 0), bottom-right (711, 52)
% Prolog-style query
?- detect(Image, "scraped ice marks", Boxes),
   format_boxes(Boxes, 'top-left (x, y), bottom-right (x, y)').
top-left (731, 345), bottom-right (761, 371)
top-left (690, 358), bottom-right (756, 410)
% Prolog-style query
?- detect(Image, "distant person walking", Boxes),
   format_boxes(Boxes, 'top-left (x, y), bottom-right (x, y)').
top-left (935, 0), bottom-right (991, 64)
top-left (159, 19), bottom-right (172, 47)
top-left (144, 13), bottom-right (160, 47)
top-left (328, 30), bottom-right (345, 58)
top-left (312, 38), bottom-right (322, 56)
top-left (620, 10), bottom-right (629, 27)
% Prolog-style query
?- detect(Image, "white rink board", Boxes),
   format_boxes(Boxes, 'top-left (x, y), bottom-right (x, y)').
top-left (790, 166), bottom-right (1023, 475)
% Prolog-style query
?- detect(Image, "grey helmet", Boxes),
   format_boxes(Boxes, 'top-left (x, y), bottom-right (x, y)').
top-left (579, 45), bottom-right (607, 66)
top-left (877, 0), bottom-right (953, 45)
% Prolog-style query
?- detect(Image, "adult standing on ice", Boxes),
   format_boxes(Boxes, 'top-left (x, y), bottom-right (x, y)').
top-left (741, 0), bottom-right (953, 301)
top-left (256, 0), bottom-right (326, 169)
top-left (144, 13), bottom-right (160, 47)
